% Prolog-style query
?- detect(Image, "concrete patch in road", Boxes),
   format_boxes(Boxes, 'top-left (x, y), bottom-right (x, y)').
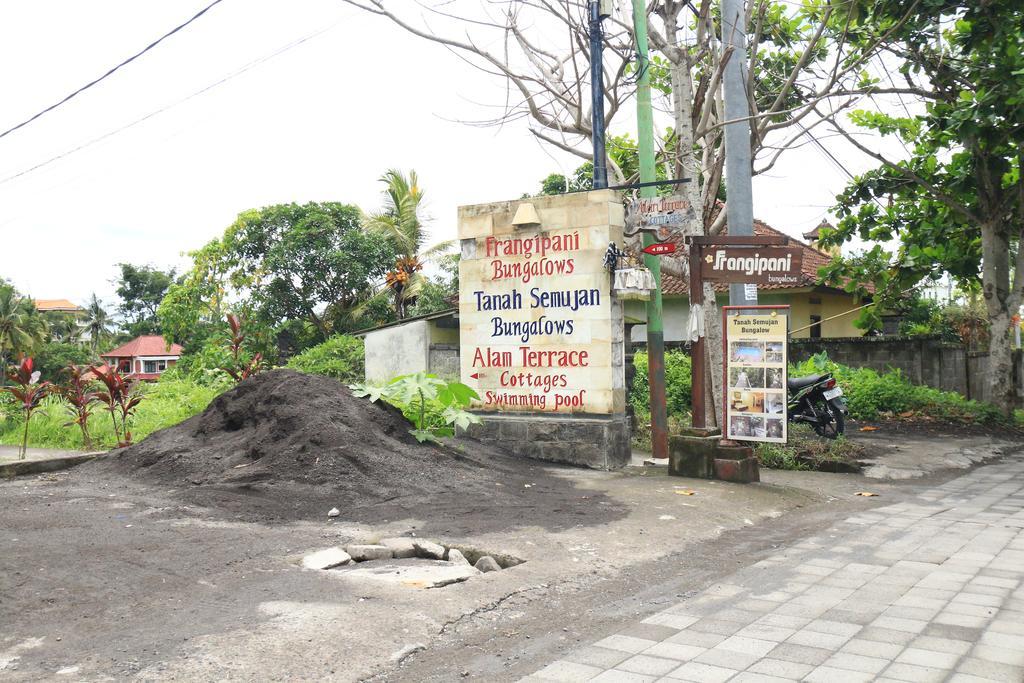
top-left (330, 558), bottom-right (482, 589)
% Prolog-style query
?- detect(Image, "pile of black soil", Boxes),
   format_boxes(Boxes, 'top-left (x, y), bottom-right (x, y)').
top-left (92, 369), bottom-right (621, 530)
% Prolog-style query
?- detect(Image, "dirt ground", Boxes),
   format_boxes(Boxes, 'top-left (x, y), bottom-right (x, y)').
top-left (0, 426), bottom-right (1021, 681)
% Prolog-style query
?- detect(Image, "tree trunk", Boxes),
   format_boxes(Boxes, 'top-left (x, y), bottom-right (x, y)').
top-left (980, 219), bottom-right (1019, 415)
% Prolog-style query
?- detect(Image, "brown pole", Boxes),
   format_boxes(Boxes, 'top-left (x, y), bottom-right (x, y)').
top-left (689, 242), bottom-right (706, 429)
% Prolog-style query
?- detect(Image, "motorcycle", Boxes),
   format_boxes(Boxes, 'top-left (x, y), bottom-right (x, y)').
top-left (788, 372), bottom-right (847, 438)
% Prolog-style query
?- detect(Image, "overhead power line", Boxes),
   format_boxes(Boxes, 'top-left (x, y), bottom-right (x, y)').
top-left (0, 0), bottom-right (227, 142)
top-left (0, 21), bottom-right (341, 187)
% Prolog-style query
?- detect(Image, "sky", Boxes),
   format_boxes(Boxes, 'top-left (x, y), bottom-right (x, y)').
top-left (0, 1), bottom-right (881, 311)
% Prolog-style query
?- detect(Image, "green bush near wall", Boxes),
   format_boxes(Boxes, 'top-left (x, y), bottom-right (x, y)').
top-left (286, 334), bottom-right (365, 383)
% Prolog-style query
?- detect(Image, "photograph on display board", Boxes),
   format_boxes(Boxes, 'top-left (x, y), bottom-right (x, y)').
top-left (766, 367), bottom-right (784, 390)
top-left (766, 418), bottom-right (784, 439)
top-left (729, 390), bottom-right (765, 413)
top-left (730, 342), bottom-right (764, 365)
top-left (765, 341), bottom-right (785, 364)
top-left (765, 392), bottom-right (785, 414)
top-left (729, 366), bottom-right (765, 389)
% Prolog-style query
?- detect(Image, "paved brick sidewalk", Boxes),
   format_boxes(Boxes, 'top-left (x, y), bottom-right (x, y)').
top-left (525, 457), bottom-right (1024, 682)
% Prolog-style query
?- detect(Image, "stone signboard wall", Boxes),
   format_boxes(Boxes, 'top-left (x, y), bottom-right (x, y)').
top-left (458, 190), bottom-right (630, 469)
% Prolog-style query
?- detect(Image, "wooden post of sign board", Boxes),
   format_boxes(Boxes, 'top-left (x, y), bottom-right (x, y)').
top-left (688, 241), bottom-right (706, 429)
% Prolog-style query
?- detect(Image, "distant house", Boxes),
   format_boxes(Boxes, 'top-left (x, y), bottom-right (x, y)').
top-left (100, 335), bottom-right (183, 381)
top-left (33, 299), bottom-right (85, 315)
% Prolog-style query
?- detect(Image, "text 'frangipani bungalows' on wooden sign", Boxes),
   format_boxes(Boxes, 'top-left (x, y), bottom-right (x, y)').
top-left (700, 246), bottom-right (803, 286)
top-left (457, 191), bottom-right (626, 415)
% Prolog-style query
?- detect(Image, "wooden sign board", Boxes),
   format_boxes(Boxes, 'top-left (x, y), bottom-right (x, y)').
top-left (701, 246), bottom-right (802, 285)
top-left (723, 307), bottom-right (789, 444)
top-left (624, 195), bottom-right (694, 238)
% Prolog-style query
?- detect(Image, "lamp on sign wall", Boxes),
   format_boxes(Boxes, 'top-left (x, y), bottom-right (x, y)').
top-left (512, 202), bottom-right (541, 229)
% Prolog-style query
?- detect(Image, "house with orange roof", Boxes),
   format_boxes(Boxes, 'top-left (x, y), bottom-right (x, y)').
top-left (624, 216), bottom-right (871, 342)
top-left (100, 335), bottom-right (184, 381)
top-left (33, 299), bottom-right (85, 314)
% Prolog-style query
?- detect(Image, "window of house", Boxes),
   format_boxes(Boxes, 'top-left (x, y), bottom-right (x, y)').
top-left (809, 315), bottom-right (822, 338)
top-left (119, 361), bottom-right (132, 373)
top-left (143, 360), bottom-right (167, 374)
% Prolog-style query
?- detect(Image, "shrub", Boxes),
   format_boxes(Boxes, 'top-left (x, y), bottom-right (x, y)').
top-left (0, 377), bottom-right (220, 450)
top-left (631, 349), bottom-right (692, 417)
top-left (287, 335), bottom-right (365, 383)
top-left (791, 353), bottom-right (1006, 424)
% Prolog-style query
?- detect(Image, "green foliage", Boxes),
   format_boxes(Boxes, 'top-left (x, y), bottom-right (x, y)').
top-left (0, 376), bottom-right (220, 450)
top-left (630, 350), bottom-right (693, 417)
top-left (409, 252), bottom-right (459, 318)
top-left (286, 335), bottom-right (365, 383)
top-left (33, 341), bottom-right (94, 383)
top-left (174, 338), bottom-right (235, 389)
top-left (755, 425), bottom-right (863, 471)
top-left (350, 372), bottom-right (481, 443)
top-left (160, 201), bottom-right (396, 351)
top-left (791, 353), bottom-right (1005, 424)
top-left (0, 284), bottom-right (48, 371)
top-left (115, 263), bottom-right (177, 337)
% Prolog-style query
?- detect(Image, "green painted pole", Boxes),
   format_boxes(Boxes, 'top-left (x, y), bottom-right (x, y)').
top-left (632, 0), bottom-right (668, 461)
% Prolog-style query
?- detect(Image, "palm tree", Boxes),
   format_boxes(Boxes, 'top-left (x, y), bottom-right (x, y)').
top-left (0, 287), bottom-right (48, 376)
top-left (360, 169), bottom-right (452, 320)
top-left (81, 294), bottom-right (113, 354)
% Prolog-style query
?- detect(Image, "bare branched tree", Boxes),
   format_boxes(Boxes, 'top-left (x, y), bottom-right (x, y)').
top-left (344, 0), bottom-right (915, 425)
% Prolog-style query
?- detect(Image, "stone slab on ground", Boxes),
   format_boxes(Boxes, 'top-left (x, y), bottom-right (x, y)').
top-left (301, 547), bottom-right (351, 570)
top-left (330, 558), bottom-right (481, 589)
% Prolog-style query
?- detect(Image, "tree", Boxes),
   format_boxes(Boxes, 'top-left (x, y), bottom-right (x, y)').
top-left (410, 252), bottom-right (460, 317)
top-left (81, 294), bottom-right (114, 354)
top-left (344, 1), bottom-right (907, 426)
top-left (115, 263), bottom-right (177, 337)
top-left (362, 170), bottom-right (454, 320)
top-left (819, 0), bottom-right (1024, 414)
top-left (0, 284), bottom-right (48, 375)
top-left (160, 202), bottom-right (397, 351)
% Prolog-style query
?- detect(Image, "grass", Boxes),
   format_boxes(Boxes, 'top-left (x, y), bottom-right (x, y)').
top-left (0, 378), bottom-right (220, 451)
top-left (755, 424), bottom-right (865, 471)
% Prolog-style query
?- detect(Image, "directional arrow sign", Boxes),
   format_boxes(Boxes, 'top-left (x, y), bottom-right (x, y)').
top-left (470, 372), bottom-right (480, 380)
top-left (642, 242), bottom-right (677, 256)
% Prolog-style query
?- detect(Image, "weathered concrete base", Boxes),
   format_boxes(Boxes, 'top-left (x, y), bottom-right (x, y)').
top-left (714, 456), bottom-right (761, 483)
top-left (669, 435), bottom-right (760, 483)
top-left (464, 413), bottom-right (631, 470)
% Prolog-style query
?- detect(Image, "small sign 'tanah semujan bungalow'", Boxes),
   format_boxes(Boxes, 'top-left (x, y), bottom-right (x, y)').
top-left (701, 246), bottom-right (803, 286)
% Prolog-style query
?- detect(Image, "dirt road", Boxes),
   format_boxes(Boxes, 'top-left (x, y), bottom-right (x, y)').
top-left (0, 428), bottom-right (1017, 681)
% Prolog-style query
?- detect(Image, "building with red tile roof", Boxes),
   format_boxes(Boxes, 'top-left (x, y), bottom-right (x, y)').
top-left (625, 215), bottom-right (872, 342)
top-left (100, 335), bottom-right (184, 381)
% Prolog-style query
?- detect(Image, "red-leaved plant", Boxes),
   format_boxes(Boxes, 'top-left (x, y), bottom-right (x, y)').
top-left (222, 314), bottom-right (263, 382)
top-left (56, 364), bottom-right (99, 451)
top-left (90, 364), bottom-right (144, 447)
top-left (3, 357), bottom-right (50, 460)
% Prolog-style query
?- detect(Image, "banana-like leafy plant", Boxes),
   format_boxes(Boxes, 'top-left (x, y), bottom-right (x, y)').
top-left (351, 372), bottom-right (481, 443)
top-left (222, 314), bottom-right (263, 382)
top-left (3, 357), bottom-right (50, 459)
top-left (90, 364), bottom-right (144, 447)
top-left (56, 363), bottom-right (99, 451)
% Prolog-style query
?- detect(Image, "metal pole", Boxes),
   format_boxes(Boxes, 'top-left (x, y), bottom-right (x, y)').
top-left (589, 0), bottom-right (608, 189)
top-left (631, 0), bottom-right (668, 460)
top-left (722, 0), bottom-right (756, 308)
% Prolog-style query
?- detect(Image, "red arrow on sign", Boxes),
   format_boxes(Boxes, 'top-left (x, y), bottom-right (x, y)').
top-left (470, 372), bottom-right (480, 379)
top-left (643, 242), bottom-right (677, 256)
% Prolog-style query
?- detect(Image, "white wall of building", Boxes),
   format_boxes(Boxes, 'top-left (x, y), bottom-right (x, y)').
top-left (363, 319), bottom-right (431, 383)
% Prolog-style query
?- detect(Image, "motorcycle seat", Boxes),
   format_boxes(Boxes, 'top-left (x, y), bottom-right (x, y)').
top-left (788, 374), bottom-right (827, 391)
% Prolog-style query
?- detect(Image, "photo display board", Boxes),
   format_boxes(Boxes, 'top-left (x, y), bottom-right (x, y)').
top-left (723, 307), bottom-right (789, 443)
